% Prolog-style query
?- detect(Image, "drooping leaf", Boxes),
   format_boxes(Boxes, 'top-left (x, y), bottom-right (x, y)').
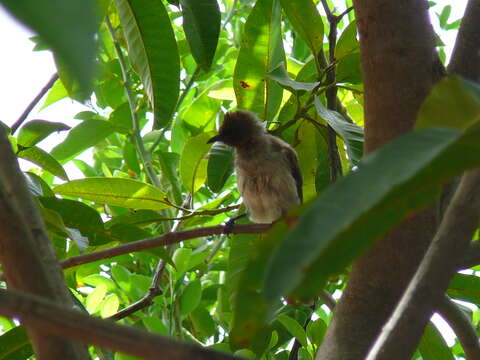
top-left (17, 119), bottom-right (70, 147)
top-left (116, 0), bottom-right (180, 129)
top-left (180, 131), bottom-right (215, 194)
top-left (18, 146), bottom-right (68, 180)
top-left (314, 96), bottom-right (364, 165)
top-left (1, 0), bottom-right (96, 92)
top-left (180, 0), bottom-right (221, 71)
top-left (267, 63), bottom-right (319, 93)
top-left (233, 0), bottom-right (284, 121)
top-left (207, 142), bottom-right (234, 193)
top-left (53, 177), bottom-right (171, 210)
top-left (280, 0), bottom-right (324, 57)
top-left (418, 323), bottom-right (454, 360)
top-left (0, 326), bottom-right (33, 360)
top-left (51, 119), bottom-right (116, 162)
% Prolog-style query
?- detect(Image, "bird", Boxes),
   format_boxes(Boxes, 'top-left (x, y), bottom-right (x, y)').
top-left (207, 110), bottom-right (303, 224)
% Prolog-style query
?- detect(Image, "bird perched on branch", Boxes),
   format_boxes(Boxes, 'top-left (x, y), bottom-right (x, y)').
top-left (207, 110), bottom-right (302, 224)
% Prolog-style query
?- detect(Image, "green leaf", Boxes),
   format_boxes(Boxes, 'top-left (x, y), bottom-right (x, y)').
top-left (190, 308), bottom-right (216, 338)
top-left (447, 274), bottom-right (480, 305)
top-left (416, 77), bottom-right (480, 130)
top-left (53, 177), bottom-right (171, 210)
top-left (180, 131), bottom-right (214, 194)
top-left (180, 0), bottom-right (221, 71)
top-left (51, 120), bottom-right (116, 162)
top-left (418, 323), bottom-right (454, 360)
top-left (18, 146), bottom-right (68, 180)
top-left (438, 5), bottom-right (451, 29)
top-left (1, 0), bottom-right (96, 92)
top-left (0, 326), bottom-right (33, 360)
top-left (277, 314), bottom-right (308, 347)
top-left (233, 0), bottom-right (284, 121)
top-left (306, 319), bottom-right (327, 346)
top-left (173, 247), bottom-right (192, 273)
top-left (207, 142), bottom-right (234, 193)
top-left (267, 63), bottom-right (319, 93)
top-left (100, 294), bottom-right (120, 318)
top-left (41, 78), bottom-right (68, 109)
top-left (116, 0), bottom-right (180, 129)
top-left (17, 119), bottom-right (70, 147)
top-left (335, 20), bottom-right (359, 59)
top-left (280, 0), bottom-right (324, 57)
top-left (39, 197), bottom-right (108, 245)
top-left (179, 280), bottom-right (202, 316)
top-left (86, 283), bottom-right (108, 313)
top-left (295, 121), bottom-right (318, 201)
top-left (265, 125), bottom-right (480, 303)
top-left (314, 96), bottom-right (364, 165)
top-left (24, 171), bottom-right (55, 197)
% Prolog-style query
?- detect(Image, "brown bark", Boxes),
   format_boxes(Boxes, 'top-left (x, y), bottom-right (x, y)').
top-left (0, 130), bottom-right (89, 359)
top-left (447, 0), bottom-right (480, 80)
top-left (0, 288), bottom-right (239, 360)
top-left (316, 1), bottom-right (437, 359)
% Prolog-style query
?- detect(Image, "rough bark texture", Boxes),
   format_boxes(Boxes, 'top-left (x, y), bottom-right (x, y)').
top-left (0, 130), bottom-right (89, 359)
top-left (316, 1), bottom-right (437, 359)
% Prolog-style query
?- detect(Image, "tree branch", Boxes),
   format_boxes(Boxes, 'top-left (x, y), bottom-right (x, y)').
top-left (437, 295), bottom-right (480, 360)
top-left (366, 169), bottom-right (480, 360)
top-left (0, 288), bottom-right (241, 360)
top-left (0, 127), bottom-right (88, 358)
top-left (61, 223), bottom-right (270, 269)
top-left (10, 73), bottom-right (59, 134)
top-left (447, 0), bottom-right (480, 80)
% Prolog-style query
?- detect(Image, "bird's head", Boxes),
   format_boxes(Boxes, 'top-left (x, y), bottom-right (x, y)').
top-left (207, 110), bottom-right (265, 147)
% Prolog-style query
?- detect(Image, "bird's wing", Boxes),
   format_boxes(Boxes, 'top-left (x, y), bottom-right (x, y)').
top-left (283, 146), bottom-right (303, 203)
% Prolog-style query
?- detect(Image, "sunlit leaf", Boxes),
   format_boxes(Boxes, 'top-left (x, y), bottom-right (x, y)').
top-left (116, 0), bottom-right (180, 129)
top-left (233, 0), bottom-right (284, 120)
top-left (18, 146), bottom-right (68, 180)
top-left (180, 131), bottom-right (214, 194)
top-left (53, 177), bottom-right (171, 210)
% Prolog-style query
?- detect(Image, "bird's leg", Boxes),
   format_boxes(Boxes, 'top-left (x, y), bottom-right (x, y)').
top-left (223, 213), bottom-right (247, 234)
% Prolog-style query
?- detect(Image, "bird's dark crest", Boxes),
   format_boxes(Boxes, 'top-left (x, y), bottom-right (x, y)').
top-left (215, 110), bottom-right (265, 146)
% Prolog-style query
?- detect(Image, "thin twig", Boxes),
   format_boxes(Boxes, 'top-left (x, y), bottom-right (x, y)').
top-left (437, 295), bottom-right (480, 360)
top-left (61, 223), bottom-right (270, 269)
top-left (11, 73), bottom-right (59, 134)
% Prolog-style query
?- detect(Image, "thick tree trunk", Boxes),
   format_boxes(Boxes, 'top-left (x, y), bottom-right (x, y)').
top-left (316, 1), bottom-right (437, 359)
top-left (0, 131), bottom-right (89, 359)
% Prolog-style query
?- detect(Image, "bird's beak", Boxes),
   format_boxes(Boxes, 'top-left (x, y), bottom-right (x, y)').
top-left (207, 135), bottom-right (222, 144)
